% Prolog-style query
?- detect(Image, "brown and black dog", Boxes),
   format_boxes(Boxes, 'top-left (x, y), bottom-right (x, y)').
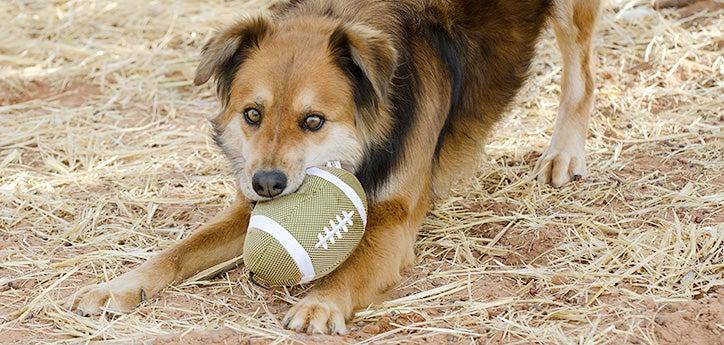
top-left (72, 0), bottom-right (601, 334)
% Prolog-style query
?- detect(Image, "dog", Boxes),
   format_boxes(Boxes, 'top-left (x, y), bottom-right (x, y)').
top-left (72, 0), bottom-right (601, 335)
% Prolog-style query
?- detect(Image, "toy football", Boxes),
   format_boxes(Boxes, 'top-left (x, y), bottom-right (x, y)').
top-left (243, 164), bottom-right (368, 286)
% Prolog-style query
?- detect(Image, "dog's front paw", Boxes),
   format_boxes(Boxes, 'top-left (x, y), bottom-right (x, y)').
top-left (535, 133), bottom-right (586, 187)
top-left (283, 295), bottom-right (350, 335)
top-left (70, 273), bottom-right (148, 316)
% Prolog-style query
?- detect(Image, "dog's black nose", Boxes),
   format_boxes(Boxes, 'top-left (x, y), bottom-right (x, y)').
top-left (252, 170), bottom-right (287, 198)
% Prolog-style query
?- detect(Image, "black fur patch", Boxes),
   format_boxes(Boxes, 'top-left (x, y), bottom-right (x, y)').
top-left (426, 24), bottom-right (464, 158)
top-left (432, 0), bottom-right (553, 162)
top-left (216, 18), bottom-right (269, 107)
top-left (328, 27), bottom-right (379, 117)
top-left (354, 25), bottom-right (420, 199)
top-left (210, 121), bottom-right (225, 150)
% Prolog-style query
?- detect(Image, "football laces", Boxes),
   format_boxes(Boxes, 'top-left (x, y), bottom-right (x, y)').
top-left (315, 210), bottom-right (354, 250)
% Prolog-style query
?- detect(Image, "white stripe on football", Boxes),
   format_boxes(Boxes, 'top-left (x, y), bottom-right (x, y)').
top-left (243, 165), bottom-right (368, 286)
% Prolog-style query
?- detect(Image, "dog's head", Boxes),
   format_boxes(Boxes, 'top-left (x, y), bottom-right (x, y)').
top-left (194, 15), bottom-right (397, 201)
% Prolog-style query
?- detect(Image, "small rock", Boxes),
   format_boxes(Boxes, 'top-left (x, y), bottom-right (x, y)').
top-left (378, 316), bottom-right (392, 331)
top-left (362, 324), bottom-right (380, 334)
top-left (551, 275), bottom-right (569, 285)
top-left (618, 6), bottom-right (656, 21)
top-left (654, 315), bottom-right (666, 326)
top-left (642, 298), bottom-right (656, 310)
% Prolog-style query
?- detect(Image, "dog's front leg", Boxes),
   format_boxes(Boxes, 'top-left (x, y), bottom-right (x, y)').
top-left (283, 197), bottom-right (423, 334)
top-left (71, 197), bottom-right (251, 316)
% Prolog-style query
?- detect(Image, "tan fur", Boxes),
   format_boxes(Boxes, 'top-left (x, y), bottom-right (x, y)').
top-left (72, 0), bottom-right (600, 335)
top-left (220, 17), bottom-right (365, 199)
top-left (70, 198), bottom-right (251, 315)
top-left (536, 0), bottom-right (601, 187)
top-left (284, 198), bottom-right (417, 334)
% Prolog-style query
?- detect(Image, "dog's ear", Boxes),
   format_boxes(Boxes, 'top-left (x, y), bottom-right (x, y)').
top-left (328, 23), bottom-right (398, 143)
top-left (194, 16), bottom-right (272, 104)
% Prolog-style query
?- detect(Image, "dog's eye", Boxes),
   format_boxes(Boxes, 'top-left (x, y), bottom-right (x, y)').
top-left (243, 108), bottom-right (262, 126)
top-left (302, 114), bottom-right (325, 131)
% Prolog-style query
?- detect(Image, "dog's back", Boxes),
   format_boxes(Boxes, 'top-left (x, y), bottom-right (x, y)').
top-left (271, 0), bottom-right (554, 198)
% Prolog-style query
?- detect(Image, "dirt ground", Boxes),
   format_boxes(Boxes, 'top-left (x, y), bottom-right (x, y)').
top-left (0, 0), bottom-right (722, 344)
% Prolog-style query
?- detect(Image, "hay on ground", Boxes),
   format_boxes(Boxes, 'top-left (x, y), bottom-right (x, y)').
top-left (0, 0), bottom-right (722, 344)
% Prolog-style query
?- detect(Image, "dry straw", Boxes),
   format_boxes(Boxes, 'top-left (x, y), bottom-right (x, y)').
top-left (1, 0), bottom-right (722, 343)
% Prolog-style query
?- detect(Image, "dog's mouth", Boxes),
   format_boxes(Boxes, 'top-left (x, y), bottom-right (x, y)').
top-left (240, 161), bottom-right (355, 202)
top-left (239, 171), bottom-right (306, 202)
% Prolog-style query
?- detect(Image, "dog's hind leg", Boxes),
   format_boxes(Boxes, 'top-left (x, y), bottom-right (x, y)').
top-left (535, 0), bottom-right (601, 187)
top-left (70, 197), bottom-right (251, 315)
